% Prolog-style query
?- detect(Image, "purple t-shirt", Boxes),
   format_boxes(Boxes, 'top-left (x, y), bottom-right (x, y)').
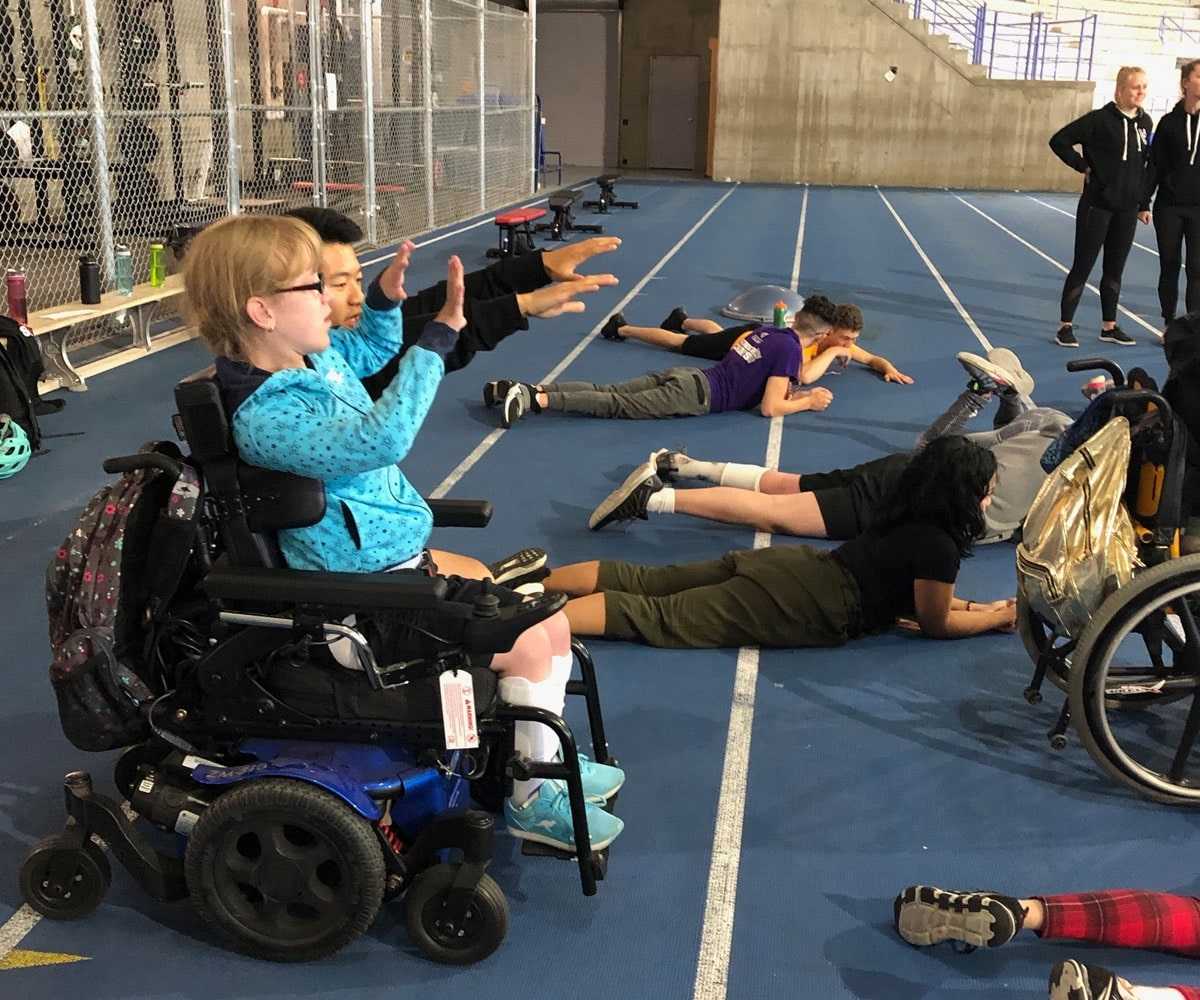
top-left (702, 326), bottom-right (802, 413)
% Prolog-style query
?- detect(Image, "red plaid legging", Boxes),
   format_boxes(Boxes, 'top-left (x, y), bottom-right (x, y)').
top-left (1040, 890), bottom-right (1200, 999)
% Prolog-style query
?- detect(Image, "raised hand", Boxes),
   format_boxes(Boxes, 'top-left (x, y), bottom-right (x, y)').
top-left (433, 256), bottom-right (467, 332)
top-left (377, 240), bottom-right (416, 302)
top-left (542, 236), bottom-right (622, 286)
top-left (518, 281), bottom-right (602, 320)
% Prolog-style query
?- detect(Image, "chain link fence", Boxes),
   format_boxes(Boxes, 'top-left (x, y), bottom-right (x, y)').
top-left (0, 0), bottom-right (533, 332)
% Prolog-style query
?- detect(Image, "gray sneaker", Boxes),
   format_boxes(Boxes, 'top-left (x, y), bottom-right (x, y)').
top-left (894, 885), bottom-right (1024, 951)
top-left (1049, 960), bottom-right (1136, 1000)
top-left (956, 348), bottom-right (1035, 397)
top-left (588, 461), bottom-right (663, 530)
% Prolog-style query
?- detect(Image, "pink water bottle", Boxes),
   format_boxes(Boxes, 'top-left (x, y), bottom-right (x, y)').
top-left (6, 267), bottom-right (27, 325)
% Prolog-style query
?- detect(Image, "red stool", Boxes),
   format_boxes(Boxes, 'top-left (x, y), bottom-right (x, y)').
top-left (487, 207), bottom-right (547, 259)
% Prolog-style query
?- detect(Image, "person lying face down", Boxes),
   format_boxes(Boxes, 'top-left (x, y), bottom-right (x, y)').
top-left (542, 436), bottom-right (1017, 650)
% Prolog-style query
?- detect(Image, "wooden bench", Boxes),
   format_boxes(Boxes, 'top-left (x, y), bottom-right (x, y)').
top-left (26, 273), bottom-right (186, 391)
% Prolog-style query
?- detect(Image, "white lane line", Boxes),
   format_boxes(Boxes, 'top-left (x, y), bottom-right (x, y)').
top-left (0, 905), bottom-right (40, 962)
top-left (789, 184), bottom-right (809, 293)
top-left (876, 187), bottom-right (992, 352)
top-left (956, 194), bottom-right (1163, 340)
top-left (431, 182), bottom-right (742, 498)
top-left (1026, 195), bottom-right (1159, 256)
top-left (692, 186), bottom-right (803, 1000)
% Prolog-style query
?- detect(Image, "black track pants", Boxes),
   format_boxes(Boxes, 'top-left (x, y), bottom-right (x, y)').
top-left (1060, 192), bottom-right (1138, 324)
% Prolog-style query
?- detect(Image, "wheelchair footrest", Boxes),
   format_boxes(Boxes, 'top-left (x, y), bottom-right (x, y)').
top-left (520, 839), bottom-right (608, 880)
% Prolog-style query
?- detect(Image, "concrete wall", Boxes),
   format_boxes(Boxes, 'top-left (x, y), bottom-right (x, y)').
top-left (618, 0), bottom-right (718, 172)
top-left (712, 0), bottom-right (1097, 191)
top-left (536, 12), bottom-right (620, 167)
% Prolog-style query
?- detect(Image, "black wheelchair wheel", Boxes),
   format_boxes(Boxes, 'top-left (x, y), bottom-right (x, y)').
top-left (404, 863), bottom-right (508, 965)
top-left (20, 835), bottom-right (111, 920)
top-left (1071, 554), bottom-right (1200, 805)
top-left (185, 778), bottom-right (386, 962)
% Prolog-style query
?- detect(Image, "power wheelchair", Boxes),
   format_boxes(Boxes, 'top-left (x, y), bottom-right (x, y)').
top-left (21, 372), bottom-right (619, 964)
top-left (1017, 357), bottom-right (1200, 805)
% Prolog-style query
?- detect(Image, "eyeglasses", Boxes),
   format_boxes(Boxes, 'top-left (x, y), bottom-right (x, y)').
top-left (276, 276), bottom-right (324, 295)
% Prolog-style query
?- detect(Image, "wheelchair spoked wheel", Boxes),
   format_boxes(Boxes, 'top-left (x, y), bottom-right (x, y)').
top-left (20, 834), bottom-right (111, 920)
top-left (404, 863), bottom-right (508, 965)
top-left (184, 778), bottom-right (386, 961)
top-left (1070, 554), bottom-right (1200, 805)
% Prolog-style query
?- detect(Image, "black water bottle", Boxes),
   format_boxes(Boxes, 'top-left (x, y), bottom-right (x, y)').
top-left (79, 254), bottom-right (101, 305)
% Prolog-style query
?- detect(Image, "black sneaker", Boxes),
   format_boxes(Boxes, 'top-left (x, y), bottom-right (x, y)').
top-left (501, 383), bottom-right (533, 428)
top-left (1055, 324), bottom-right (1079, 348)
top-left (483, 378), bottom-right (517, 407)
top-left (1099, 325), bottom-right (1135, 346)
top-left (894, 885), bottom-right (1025, 951)
top-left (661, 307), bottom-right (688, 333)
top-left (1049, 960), bottom-right (1136, 1000)
top-left (600, 312), bottom-right (627, 342)
top-left (488, 547), bottom-right (550, 587)
top-left (588, 462), bottom-right (663, 530)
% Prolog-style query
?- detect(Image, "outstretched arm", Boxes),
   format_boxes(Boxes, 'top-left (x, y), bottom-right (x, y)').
top-left (849, 344), bottom-right (913, 384)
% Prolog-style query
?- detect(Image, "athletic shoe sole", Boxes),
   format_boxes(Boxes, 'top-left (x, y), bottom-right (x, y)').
top-left (506, 823), bottom-right (622, 853)
top-left (501, 385), bottom-right (526, 428)
top-left (489, 546), bottom-right (549, 585)
top-left (1099, 333), bottom-right (1135, 346)
top-left (588, 461), bottom-right (660, 530)
top-left (956, 350), bottom-right (1034, 396)
top-left (1055, 336), bottom-right (1080, 349)
top-left (894, 885), bottom-right (1018, 950)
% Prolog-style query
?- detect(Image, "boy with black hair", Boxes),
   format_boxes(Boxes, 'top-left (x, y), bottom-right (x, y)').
top-left (284, 206), bottom-right (619, 393)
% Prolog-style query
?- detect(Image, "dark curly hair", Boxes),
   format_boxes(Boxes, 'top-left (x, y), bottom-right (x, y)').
top-left (831, 303), bottom-right (863, 332)
top-left (870, 436), bottom-right (997, 556)
top-left (800, 293), bottom-right (837, 323)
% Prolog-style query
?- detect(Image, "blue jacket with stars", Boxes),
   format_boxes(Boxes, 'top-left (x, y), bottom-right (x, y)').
top-left (214, 300), bottom-right (457, 573)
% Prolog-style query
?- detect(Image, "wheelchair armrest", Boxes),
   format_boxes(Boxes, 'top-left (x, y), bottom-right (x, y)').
top-left (463, 591), bottom-right (567, 653)
top-left (204, 566), bottom-right (449, 610)
top-left (427, 499), bottom-right (493, 528)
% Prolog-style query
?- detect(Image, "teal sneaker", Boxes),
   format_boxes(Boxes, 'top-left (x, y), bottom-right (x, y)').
top-left (574, 753), bottom-right (625, 801)
top-left (505, 782), bottom-right (624, 852)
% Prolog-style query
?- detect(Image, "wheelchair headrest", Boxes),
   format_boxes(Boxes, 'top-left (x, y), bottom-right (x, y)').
top-left (174, 374), bottom-right (325, 535)
top-left (175, 373), bottom-right (232, 463)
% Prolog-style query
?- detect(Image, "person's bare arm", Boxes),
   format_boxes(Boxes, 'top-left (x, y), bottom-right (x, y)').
top-left (849, 344), bottom-right (914, 385)
top-left (912, 580), bottom-right (1015, 638)
top-left (760, 377), bottom-right (833, 416)
top-left (799, 346), bottom-right (850, 384)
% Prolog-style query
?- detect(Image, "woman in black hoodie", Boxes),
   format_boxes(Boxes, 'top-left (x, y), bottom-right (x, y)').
top-left (1149, 60), bottom-right (1200, 325)
top-left (1049, 66), bottom-right (1154, 348)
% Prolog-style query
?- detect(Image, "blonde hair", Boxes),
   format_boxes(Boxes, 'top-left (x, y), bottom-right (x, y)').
top-left (183, 214), bottom-right (321, 357)
top-left (1116, 66), bottom-right (1147, 89)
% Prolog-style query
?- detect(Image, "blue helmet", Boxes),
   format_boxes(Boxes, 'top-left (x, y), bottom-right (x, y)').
top-left (0, 413), bottom-right (31, 479)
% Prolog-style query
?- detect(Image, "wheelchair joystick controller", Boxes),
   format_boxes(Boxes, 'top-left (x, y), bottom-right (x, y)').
top-left (472, 593), bottom-right (501, 619)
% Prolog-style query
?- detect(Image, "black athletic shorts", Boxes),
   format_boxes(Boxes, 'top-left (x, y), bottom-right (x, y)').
top-left (678, 323), bottom-right (757, 361)
top-left (803, 453), bottom-right (911, 539)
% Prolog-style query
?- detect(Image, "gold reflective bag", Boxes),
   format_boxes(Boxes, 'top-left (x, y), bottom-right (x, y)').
top-left (1016, 416), bottom-right (1140, 638)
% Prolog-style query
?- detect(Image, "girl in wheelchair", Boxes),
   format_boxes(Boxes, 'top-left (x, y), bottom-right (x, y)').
top-left (542, 436), bottom-right (1018, 649)
top-left (183, 215), bottom-right (624, 852)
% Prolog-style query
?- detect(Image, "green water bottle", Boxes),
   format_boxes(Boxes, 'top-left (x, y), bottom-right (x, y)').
top-left (773, 301), bottom-right (788, 327)
top-left (149, 242), bottom-right (166, 288)
top-left (115, 244), bottom-right (133, 296)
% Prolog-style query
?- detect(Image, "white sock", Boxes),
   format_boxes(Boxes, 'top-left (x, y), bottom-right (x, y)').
top-left (646, 486), bottom-right (675, 514)
top-left (674, 455), bottom-right (726, 483)
top-left (719, 462), bottom-right (768, 492)
top-left (499, 672), bottom-right (568, 805)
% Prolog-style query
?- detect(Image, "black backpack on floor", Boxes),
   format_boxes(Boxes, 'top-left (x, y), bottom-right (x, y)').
top-left (0, 317), bottom-right (42, 450)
